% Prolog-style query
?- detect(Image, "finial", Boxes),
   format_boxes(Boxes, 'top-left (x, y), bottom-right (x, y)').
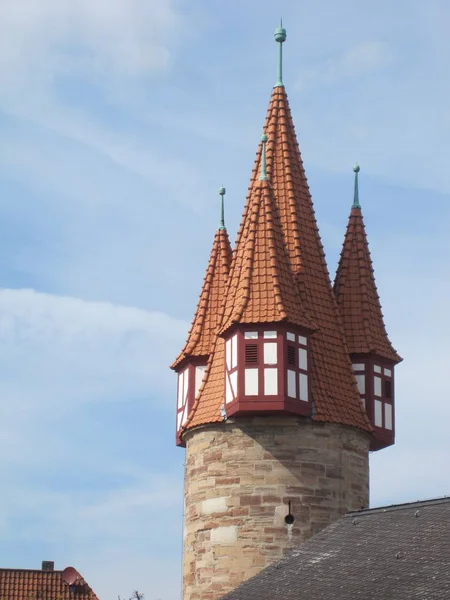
top-left (259, 134), bottom-right (268, 181)
top-left (218, 186), bottom-right (226, 230)
top-left (274, 20), bottom-right (287, 88)
top-left (352, 164), bottom-right (361, 209)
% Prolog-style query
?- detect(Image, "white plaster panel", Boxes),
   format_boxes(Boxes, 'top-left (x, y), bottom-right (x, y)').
top-left (195, 365), bottom-right (206, 397)
top-left (230, 370), bottom-right (237, 398)
top-left (177, 373), bottom-right (183, 409)
top-left (264, 342), bottom-right (277, 365)
top-left (183, 369), bottom-right (189, 404)
top-left (299, 373), bottom-right (308, 401)
top-left (231, 334), bottom-right (238, 369)
top-left (200, 497), bottom-right (228, 515)
top-left (374, 399), bottom-right (383, 427)
top-left (226, 339), bottom-right (232, 370)
top-left (181, 404), bottom-right (188, 426)
top-left (287, 332), bottom-right (296, 342)
top-left (226, 372), bottom-right (233, 404)
top-left (264, 330), bottom-right (277, 339)
top-left (211, 526), bottom-right (238, 545)
top-left (385, 403), bottom-right (393, 430)
top-left (264, 368), bottom-right (278, 395)
top-left (355, 374), bottom-right (365, 395)
top-left (287, 369), bottom-right (296, 398)
top-left (245, 369), bottom-right (258, 396)
top-left (374, 376), bottom-right (382, 397)
top-left (299, 348), bottom-right (307, 370)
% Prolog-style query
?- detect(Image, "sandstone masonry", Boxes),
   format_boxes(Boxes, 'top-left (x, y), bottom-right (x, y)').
top-left (182, 416), bottom-right (370, 600)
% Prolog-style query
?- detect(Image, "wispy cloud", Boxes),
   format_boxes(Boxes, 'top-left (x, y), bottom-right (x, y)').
top-left (296, 42), bottom-right (393, 90)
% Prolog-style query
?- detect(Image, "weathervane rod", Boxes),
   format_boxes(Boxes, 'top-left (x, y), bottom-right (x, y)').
top-left (274, 20), bottom-right (287, 87)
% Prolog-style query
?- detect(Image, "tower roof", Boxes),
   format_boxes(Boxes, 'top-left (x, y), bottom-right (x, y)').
top-left (334, 167), bottom-right (401, 363)
top-left (171, 192), bottom-right (232, 370)
top-left (181, 27), bottom-right (371, 435)
top-left (220, 135), bottom-right (316, 334)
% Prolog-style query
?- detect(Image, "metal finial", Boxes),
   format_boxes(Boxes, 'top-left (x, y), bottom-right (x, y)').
top-left (352, 164), bottom-right (361, 209)
top-left (218, 186), bottom-right (226, 230)
top-left (274, 20), bottom-right (287, 88)
top-left (259, 134), bottom-right (268, 181)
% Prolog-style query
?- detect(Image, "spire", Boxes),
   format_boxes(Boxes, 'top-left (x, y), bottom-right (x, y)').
top-left (219, 133), bottom-right (316, 334)
top-left (171, 193), bottom-right (232, 370)
top-left (259, 134), bottom-right (268, 181)
top-left (334, 168), bottom-right (401, 363)
top-left (218, 186), bottom-right (226, 230)
top-left (274, 20), bottom-right (286, 88)
top-left (182, 35), bottom-right (371, 434)
top-left (352, 164), bottom-right (361, 209)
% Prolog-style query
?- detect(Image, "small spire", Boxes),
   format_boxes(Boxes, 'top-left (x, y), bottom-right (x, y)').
top-left (218, 186), bottom-right (226, 230)
top-left (352, 164), bottom-right (361, 209)
top-left (259, 134), bottom-right (268, 181)
top-left (274, 20), bottom-right (287, 88)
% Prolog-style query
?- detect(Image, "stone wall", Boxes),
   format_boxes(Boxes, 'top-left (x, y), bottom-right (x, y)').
top-left (182, 416), bottom-right (370, 600)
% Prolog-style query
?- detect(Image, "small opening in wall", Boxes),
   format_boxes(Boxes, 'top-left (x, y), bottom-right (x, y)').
top-left (285, 501), bottom-right (295, 525)
top-left (285, 513), bottom-right (295, 525)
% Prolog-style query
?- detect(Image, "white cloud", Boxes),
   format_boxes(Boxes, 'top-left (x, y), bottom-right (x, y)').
top-left (296, 42), bottom-right (393, 90)
top-left (0, 0), bottom-right (181, 91)
top-left (0, 288), bottom-right (186, 406)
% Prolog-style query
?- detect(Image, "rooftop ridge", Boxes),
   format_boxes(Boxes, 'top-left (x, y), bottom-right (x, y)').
top-left (347, 495), bottom-right (450, 516)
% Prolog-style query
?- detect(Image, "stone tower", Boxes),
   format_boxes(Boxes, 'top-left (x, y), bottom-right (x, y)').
top-left (171, 26), bottom-right (401, 600)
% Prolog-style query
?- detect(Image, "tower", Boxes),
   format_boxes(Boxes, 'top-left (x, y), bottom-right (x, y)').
top-left (334, 166), bottom-right (402, 450)
top-left (172, 27), bottom-right (400, 600)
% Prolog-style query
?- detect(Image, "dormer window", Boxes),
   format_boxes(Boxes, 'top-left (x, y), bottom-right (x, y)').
top-left (176, 360), bottom-right (208, 436)
top-left (224, 325), bottom-right (311, 418)
top-left (352, 358), bottom-right (395, 448)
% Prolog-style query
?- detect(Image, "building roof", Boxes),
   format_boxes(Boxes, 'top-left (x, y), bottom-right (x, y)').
top-left (334, 170), bottom-right (401, 363)
top-left (219, 173), bottom-right (316, 334)
top-left (171, 226), bottom-right (232, 370)
top-left (222, 497), bottom-right (450, 600)
top-left (0, 564), bottom-right (98, 600)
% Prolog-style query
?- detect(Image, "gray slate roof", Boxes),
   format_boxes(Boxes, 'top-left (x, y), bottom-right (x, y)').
top-left (222, 497), bottom-right (450, 600)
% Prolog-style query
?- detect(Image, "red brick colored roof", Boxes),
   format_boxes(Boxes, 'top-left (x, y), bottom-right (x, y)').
top-left (220, 177), bottom-right (316, 333)
top-left (171, 227), bottom-right (232, 369)
top-left (182, 85), bottom-right (371, 434)
top-left (334, 206), bottom-right (401, 363)
top-left (0, 568), bottom-right (98, 600)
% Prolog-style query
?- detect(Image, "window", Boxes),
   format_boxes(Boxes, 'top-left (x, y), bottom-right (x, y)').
top-left (385, 379), bottom-right (392, 399)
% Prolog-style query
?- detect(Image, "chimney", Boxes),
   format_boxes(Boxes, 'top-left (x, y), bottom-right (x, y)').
top-left (42, 561), bottom-right (54, 572)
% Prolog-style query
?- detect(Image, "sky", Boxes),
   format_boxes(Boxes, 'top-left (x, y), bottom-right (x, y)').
top-left (0, 0), bottom-right (449, 598)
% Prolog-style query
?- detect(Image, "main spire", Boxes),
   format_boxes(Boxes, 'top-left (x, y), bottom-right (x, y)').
top-left (180, 23), bottom-right (371, 435)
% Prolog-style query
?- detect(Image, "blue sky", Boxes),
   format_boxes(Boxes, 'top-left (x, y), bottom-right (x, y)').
top-left (0, 0), bottom-right (449, 598)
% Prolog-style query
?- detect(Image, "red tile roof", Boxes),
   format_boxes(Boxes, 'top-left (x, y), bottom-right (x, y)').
top-left (220, 177), bottom-right (316, 333)
top-left (334, 206), bottom-right (401, 363)
top-left (171, 227), bottom-right (232, 369)
top-left (182, 85), bottom-right (371, 434)
top-left (0, 567), bottom-right (98, 600)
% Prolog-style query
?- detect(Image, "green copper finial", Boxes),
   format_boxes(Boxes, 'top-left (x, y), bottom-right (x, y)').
top-left (218, 186), bottom-right (226, 229)
top-left (274, 20), bottom-right (287, 88)
top-left (259, 133), bottom-right (268, 181)
top-left (352, 164), bottom-right (361, 209)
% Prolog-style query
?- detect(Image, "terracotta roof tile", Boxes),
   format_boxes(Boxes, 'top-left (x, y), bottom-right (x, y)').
top-left (220, 177), bottom-right (316, 333)
top-left (334, 206), bottom-right (401, 363)
top-left (0, 568), bottom-right (98, 600)
top-left (183, 85), bottom-right (371, 434)
top-left (171, 228), bottom-right (232, 369)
